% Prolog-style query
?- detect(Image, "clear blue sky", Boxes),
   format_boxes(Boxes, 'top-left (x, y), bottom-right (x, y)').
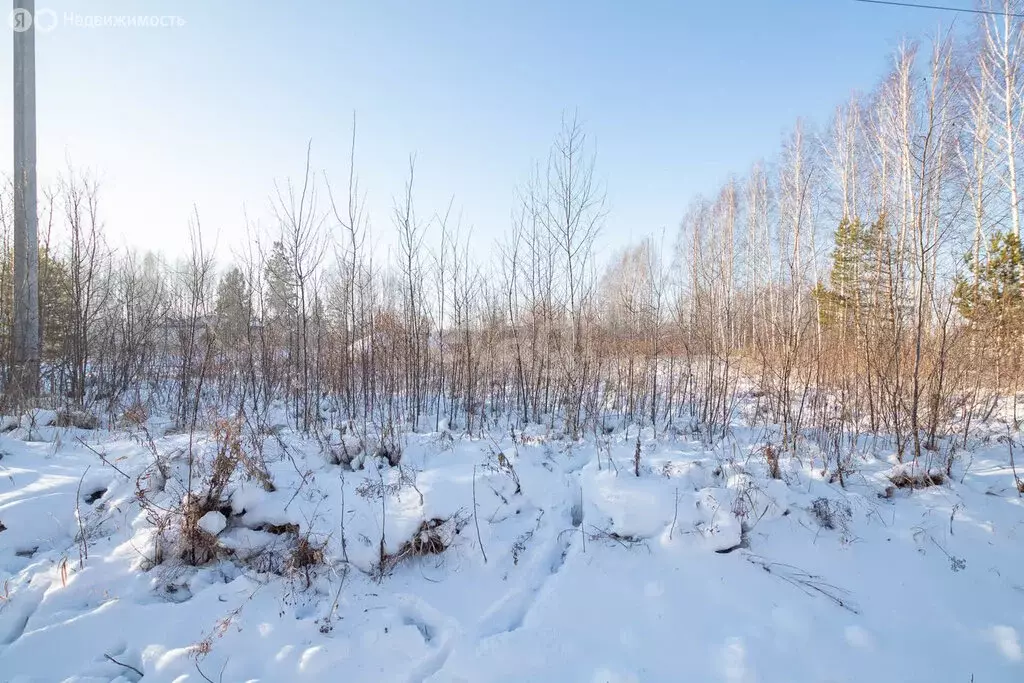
top-left (1, 0), bottom-right (966, 264)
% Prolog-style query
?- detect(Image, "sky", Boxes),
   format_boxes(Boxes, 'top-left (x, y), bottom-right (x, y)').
top-left (0, 0), bottom-right (972, 266)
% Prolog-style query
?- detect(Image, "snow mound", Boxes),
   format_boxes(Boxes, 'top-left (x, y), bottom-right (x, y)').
top-left (197, 511), bottom-right (227, 536)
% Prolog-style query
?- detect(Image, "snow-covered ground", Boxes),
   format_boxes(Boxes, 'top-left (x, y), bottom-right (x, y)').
top-left (1, 410), bottom-right (1023, 682)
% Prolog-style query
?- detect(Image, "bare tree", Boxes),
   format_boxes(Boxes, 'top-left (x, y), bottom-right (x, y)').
top-left (544, 112), bottom-right (605, 437)
top-left (273, 142), bottom-right (328, 431)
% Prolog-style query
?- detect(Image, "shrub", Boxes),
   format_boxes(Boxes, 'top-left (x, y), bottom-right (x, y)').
top-left (140, 418), bottom-right (275, 568)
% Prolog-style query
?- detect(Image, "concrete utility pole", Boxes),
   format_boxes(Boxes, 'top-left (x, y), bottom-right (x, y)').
top-left (12, 0), bottom-right (39, 401)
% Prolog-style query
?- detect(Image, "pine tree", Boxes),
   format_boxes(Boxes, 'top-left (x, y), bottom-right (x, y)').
top-left (954, 231), bottom-right (1024, 337)
top-left (214, 267), bottom-right (250, 349)
top-left (813, 216), bottom-right (884, 327)
top-left (38, 248), bottom-right (75, 363)
top-left (264, 241), bottom-right (296, 324)
top-left (2, 246), bottom-right (75, 364)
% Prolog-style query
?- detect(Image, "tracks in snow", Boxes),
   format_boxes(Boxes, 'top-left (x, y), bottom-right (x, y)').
top-left (0, 586), bottom-right (42, 647)
top-left (398, 595), bottom-right (460, 683)
top-left (476, 461), bottom-right (583, 640)
top-left (476, 530), bottom-right (574, 639)
top-left (406, 449), bottom-right (587, 681)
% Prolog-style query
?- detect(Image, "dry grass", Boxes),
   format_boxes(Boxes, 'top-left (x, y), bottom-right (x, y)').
top-left (122, 403), bottom-right (148, 427)
top-left (56, 409), bottom-right (99, 429)
top-left (377, 513), bottom-right (467, 579)
top-left (517, 433), bottom-right (547, 447)
top-left (290, 536), bottom-right (325, 569)
top-left (287, 533), bottom-right (327, 588)
top-left (210, 419), bottom-right (275, 494)
top-left (889, 471), bottom-right (945, 489)
top-left (178, 494), bottom-right (224, 565)
top-left (236, 524), bottom-right (322, 581)
top-left (140, 419), bottom-right (276, 568)
top-left (257, 522), bottom-right (300, 535)
top-left (811, 497), bottom-right (852, 532)
top-left (587, 526), bottom-right (646, 549)
top-left (398, 518), bottom-right (451, 556)
top-left (763, 444), bottom-right (781, 480)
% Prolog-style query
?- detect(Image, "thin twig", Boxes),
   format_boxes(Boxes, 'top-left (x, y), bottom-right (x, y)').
top-left (75, 465), bottom-right (90, 568)
top-left (273, 431), bottom-right (311, 510)
top-left (1007, 432), bottom-right (1022, 497)
top-left (104, 653), bottom-right (143, 678)
top-left (328, 562), bottom-right (350, 619)
top-left (339, 475), bottom-right (349, 564)
top-left (669, 486), bottom-right (679, 540)
top-left (473, 465), bottom-right (487, 563)
top-left (77, 437), bottom-right (131, 479)
top-left (194, 658), bottom-right (225, 683)
top-left (747, 555), bottom-right (860, 614)
top-left (579, 487), bottom-right (586, 553)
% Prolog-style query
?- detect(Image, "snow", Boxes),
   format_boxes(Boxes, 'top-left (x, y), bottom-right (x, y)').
top-left (197, 512), bottom-right (227, 537)
top-left (1, 414), bottom-right (1023, 682)
top-left (21, 409), bottom-right (57, 429)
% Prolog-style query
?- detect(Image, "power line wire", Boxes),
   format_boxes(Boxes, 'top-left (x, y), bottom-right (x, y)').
top-left (853, 0), bottom-right (1024, 18)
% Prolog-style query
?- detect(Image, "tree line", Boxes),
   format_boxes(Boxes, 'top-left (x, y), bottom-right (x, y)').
top-left (2, 3), bottom-right (1024, 472)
